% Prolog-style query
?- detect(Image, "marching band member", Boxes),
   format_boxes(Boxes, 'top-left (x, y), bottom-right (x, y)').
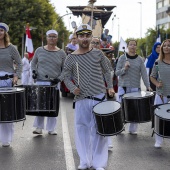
top-left (150, 39), bottom-right (170, 148)
top-left (90, 36), bottom-right (114, 149)
top-left (31, 29), bottom-right (66, 135)
top-left (21, 52), bottom-right (30, 85)
top-left (0, 22), bottom-right (22, 147)
top-left (115, 39), bottom-right (152, 134)
top-left (146, 42), bottom-right (161, 91)
top-left (63, 24), bottom-right (114, 170)
top-left (65, 33), bottom-right (79, 55)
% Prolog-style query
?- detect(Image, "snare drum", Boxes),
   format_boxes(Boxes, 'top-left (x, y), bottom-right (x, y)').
top-left (122, 91), bottom-right (154, 123)
top-left (0, 87), bottom-right (26, 123)
top-left (93, 101), bottom-right (124, 136)
top-left (154, 104), bottom-right (170, 138)
top-left (18, 85), bottom-right (59, 117)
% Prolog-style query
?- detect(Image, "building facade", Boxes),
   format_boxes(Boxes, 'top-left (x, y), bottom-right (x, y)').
top-left (156, 0), bottom-right (170, 29)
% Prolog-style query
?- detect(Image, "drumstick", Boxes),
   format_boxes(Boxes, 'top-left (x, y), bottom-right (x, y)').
top-left (122, 47), bottom-right (128, 61)
top-left (76, 62), bottom-right (79, 88)
top-left (155, 62), bottom-right (164, 104)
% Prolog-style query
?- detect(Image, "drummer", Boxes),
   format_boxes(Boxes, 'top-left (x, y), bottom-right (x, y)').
top-left (63, 24), bottom-right (114, 170)
top-left (150, 39), bottom-right (170, 148)
top-left (115, 39), bottom-right (152, 134)
top-left (90, 36), bottom-right (114, 149)
top-left (31, 29), bottom-right (66, 135)
top-left (0, 23), bottom-right (22, 147)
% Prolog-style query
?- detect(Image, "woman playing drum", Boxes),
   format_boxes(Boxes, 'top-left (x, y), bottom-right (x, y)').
top-left (115, 39), bottom-right (152, 134)
top-left (0, 22), bottom-right (22, 147)
top-left (150, 39), bottom-right (170, 148)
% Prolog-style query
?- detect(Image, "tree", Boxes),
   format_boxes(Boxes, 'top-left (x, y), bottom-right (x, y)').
top-left (0, 0), bottom-right (69, 55)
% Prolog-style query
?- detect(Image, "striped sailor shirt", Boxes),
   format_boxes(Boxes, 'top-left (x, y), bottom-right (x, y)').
top-left (63, 48), bottom-right (113, 101)
top-left (31, 47), bottom-right (66, 81)
top-left (150, 60), bottom-right (170, 96)
top-left (115, 53), bottom-right (150, 88)
top-left (0, 44), bottom-right (22, 77)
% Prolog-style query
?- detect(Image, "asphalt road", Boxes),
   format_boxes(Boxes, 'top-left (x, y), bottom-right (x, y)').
top-left (0, 85), bottom-right (170, 170)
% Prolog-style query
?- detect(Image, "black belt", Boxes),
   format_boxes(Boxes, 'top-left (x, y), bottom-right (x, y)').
top-left (0, 75), bottom-right (13, 80)
top-left (85, 95), bottom-right (106, 101)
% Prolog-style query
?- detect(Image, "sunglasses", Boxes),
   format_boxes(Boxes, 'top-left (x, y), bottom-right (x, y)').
top-left (91, 41), bottom-right (100, 45)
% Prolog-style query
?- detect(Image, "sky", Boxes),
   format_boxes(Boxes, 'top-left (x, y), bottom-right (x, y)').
top-left (50, 0), bottom-right (156, 42)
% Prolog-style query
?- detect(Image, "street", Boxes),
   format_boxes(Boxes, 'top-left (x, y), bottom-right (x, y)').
top-left (1, 90), bottom-right (170, 170)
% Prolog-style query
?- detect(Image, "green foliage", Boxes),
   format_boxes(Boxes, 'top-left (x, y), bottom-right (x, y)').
top-left (0, 0), bottom-right (69, 55)
top-left (113, 27), bottom-right (170, 59)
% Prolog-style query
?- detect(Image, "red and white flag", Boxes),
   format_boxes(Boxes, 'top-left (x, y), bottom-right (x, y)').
top-left (25, 24), bottom-right (34, 58)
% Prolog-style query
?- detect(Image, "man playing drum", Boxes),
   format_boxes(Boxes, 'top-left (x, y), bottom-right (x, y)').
top-left (63, 24), bottom-right (115, 170)
top-left (31, 29), bottom-right (66, 135)
top-left (115, 39), bottom-right (152, 134)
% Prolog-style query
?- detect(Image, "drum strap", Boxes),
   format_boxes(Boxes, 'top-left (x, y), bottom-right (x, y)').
top-left (73, 95), bottom-right (106, 109)
top-left (0, 75), bottom-right (13, 80)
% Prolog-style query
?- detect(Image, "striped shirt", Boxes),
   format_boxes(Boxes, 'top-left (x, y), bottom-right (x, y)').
top-left (0, 44), bottom-right (22, 77)
top-left (31, 47), bottom-right (66, 80)
top-left (63, 48), bottom-right (113, 101)
top-left (150, 60), bottom-right (170, 96)
top-left (115, 53), bottom-right (150, 88)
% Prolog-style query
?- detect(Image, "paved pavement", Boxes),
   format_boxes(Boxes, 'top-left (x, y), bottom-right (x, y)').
top-left (0, 81), bottom-right (170, 170)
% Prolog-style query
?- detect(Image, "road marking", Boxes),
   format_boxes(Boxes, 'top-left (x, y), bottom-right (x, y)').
top-left (61, 105), bottom-right (76, 170)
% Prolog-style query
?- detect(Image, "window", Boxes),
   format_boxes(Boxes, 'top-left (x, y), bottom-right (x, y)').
top-left (157, 1), bottom-right (162, 9)
top-left (163, 0), bottom-right (169, 6)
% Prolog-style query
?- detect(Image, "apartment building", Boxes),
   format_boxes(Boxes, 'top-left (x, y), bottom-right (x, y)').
top-left (156, 0), bottom-right (170, 29)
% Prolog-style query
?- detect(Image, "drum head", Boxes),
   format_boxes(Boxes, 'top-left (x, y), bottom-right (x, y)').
top-left (155, 104), bottom-right (170, 120)
top-left (123, 91), bottom-right (154, 99)
top-left (93, 101), bottom-right (120, 115)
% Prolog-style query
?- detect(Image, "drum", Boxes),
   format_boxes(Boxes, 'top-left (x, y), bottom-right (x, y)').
top-left (154, 104), bottom-right (170, 138)
top-left (122, 91), bottom-right (154, 123)
top-left (93, 101), bottom-right (124, 136)
top-left (18, 85), bottom-right (59, 117)
top-left (0, 87), bottom-right (26, 123)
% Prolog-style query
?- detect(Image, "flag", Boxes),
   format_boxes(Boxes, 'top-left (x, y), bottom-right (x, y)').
top-left (118, 37), bottom-right (127, 52)
top-left (25, 23), bottom-right (34, 58)
top-left (156, 25), bottom-right (161, 43)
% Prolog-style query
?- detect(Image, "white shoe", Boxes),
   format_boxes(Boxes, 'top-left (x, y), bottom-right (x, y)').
top-left (129, 131), bottom-right (137, 135)
top-left (48, 131), bottom-right (57, 135)
top-left (2, 142), bottom-right (10, 147)
top-left (96, 168), bottom-right (105, 170)
top-left (78, 165), bottom-right (88, 170)
top-left (154, 142), bottom-right (161, 148)
top-left (33, 128), bottom-right (42, 134)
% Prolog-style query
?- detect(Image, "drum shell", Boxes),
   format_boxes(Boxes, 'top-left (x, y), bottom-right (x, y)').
top-left (154, 104), bottom-right (170, 138)
top-left (123, 95), bottom-right (154, 123)
top-left (0, 88), bottom-right (26, 123)
top-left (93, 101), bottom-right (124, 136)
top-left (18, 85), bottom-right (59, 117)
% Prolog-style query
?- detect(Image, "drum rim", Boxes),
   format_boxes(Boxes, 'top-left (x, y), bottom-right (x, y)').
top-left (123, 91), bottom-right (154, 99)
top-left (0, 87), bottom-right (25, 93)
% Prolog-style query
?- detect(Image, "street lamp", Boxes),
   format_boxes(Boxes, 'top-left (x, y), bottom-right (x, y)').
top-left (138, 2), bottom-right (142, 38)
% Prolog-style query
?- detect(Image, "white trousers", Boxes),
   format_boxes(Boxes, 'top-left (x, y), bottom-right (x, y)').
top-left (75, 93), bottom-right (108, 169)
top-left (21, 70), bottom-right (30, 85)
top-left (154, 94), bottom-right (169, 145)
top-left (0, 72), bottom-right (14, 144)
top-left (33, 81), bottom-right (57, 132)
top-left (117, 87), bottom-right (139, 132)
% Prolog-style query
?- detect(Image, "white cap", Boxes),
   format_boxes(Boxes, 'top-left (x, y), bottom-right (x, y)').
top-left (0, 23), bottom-right (9, 32)
top-left (46, 30), bottom-right (58, 36)
top-left (69, 34), bottom-right (73, 40)
top-left (76, 24), bottom-right (92, 35)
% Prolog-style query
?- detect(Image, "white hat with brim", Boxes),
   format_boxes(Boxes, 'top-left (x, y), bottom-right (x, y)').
top-left (46, 30), bottom-right (58, 36)
top-left (76, 24), bottom-right (92, 35)
top-left (0, 23), bottom-right (9, 32)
